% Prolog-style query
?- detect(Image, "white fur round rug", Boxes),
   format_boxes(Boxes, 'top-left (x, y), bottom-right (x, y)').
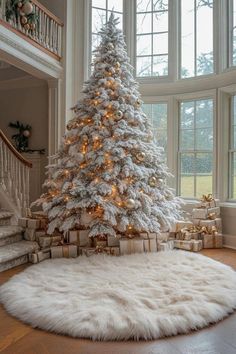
top-left (1, 251), bottom-right (236, 341)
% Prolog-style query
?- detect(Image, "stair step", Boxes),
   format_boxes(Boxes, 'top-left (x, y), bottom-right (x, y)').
top-left (0, 241), bottom-right (39, 272)
top-left (0, 226), bottom-right (22, 239)
top-left (0, 210), bottom-right (13, 226)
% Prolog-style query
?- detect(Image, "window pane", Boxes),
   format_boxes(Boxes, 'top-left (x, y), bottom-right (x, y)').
top-left (196, 1), bottom-right (213, 76)
top-left (153, 55), bottom-right (168, 76)
top-left (136, 1), bottom-right (169, 77)
top-left (137, 0), bottom-right (152, 12)
top-left (92, 8), bottom-right (106, 33)
top-left (153, 33), bottom-right (168, 54)
top-left (153, 11), bottom-right (168, 32)
top-left (142, 103), bottom-right (168, 154)
top-left (179, 99), bottom-right (213, 198)
top-left (92, 0), bottom-right (106, 8)
top-left (136, 56), bottom-right (152, 76)
top-left (181, 0), bottom-right (195, 78)
top-left (196, 128), bottom-right (213, 150)
top-left (153, 0), bottom-right (168, 11)
top-left (108, 0), bottom-right (123, 12)
top-left (137, 13), bottom-right (152, 34)
top-left (180, 129), bottom-right (194, 150)
top-left (137, 35), bottom-right (152, 55)
top-left (181, 0), bottom-right (213, 78)
top-left (180, 153), bottom-right (195, 197)
top-left (196, 99), bottom-right (213, 128)
top-left (233, 28), bottom-right (236, 66)
top-left (231, 152), bottom-right (236, 199)
top-left (196, 153), bottom-right (213, 197)
top-left (181, 101), bottom-right (194, 129)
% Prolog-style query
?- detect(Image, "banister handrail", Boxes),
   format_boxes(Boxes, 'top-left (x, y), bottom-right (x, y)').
top-left (32, 0), bottom-right (64, 26)
top-left (0, 129), bottom-right (32, 168)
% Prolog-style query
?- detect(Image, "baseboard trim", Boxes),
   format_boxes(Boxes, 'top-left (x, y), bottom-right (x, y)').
top-left (223, 245), bottom-right (236, 250)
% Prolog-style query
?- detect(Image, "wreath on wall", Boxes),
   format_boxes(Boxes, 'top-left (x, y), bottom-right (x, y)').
top-left (6, 0), bottom-right (38, 31)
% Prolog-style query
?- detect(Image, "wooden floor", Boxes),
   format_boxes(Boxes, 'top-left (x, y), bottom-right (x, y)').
top-left (0, 249), bottom-right (236, 354)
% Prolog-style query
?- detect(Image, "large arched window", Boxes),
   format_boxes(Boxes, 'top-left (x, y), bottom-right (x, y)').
top-left (88, 0), bottom-right (236, 202)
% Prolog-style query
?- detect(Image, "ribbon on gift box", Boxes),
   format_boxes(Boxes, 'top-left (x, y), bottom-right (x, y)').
top-left (201, 194), bottom-right (213, 202)
top-left (201, 225), bottom-right (218, 236)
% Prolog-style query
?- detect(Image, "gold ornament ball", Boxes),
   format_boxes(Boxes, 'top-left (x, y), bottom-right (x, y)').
top-left (157, 178), bottom-right (164, 186)
top-left (149, 176), bottom-right (157, 187)
top-left (82, 135), bottom-right (89, 143)
top-left (22, 2), bottom-right (33, 15)
top-left (136, 99), bottom-right (141, 107)
top-left (24, 23), bottom-right (30, 30)
top-left (107, 43), bottom-right (114, 50)
top-left (115, 62), bottom-right (121, 69)
top-left (125, 198), bottom-right (136, 209)
top-left (21, 16), bottom-right (28, 25)
top-left (114, 110), bottom-right (123, 120)
top-left (23, 129), bottom-right (30, 137)
top-left (136, 151), bottom-right (146, 162)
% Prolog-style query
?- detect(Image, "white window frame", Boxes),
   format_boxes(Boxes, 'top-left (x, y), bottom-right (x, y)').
top-left (228, 0), bottom-right (236, 68)
top-left (174, 90), bottom-right (217, 200)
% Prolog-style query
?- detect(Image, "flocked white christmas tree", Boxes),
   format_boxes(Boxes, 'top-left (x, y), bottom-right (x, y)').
top-left (36, 14), bottom-right (182, 238)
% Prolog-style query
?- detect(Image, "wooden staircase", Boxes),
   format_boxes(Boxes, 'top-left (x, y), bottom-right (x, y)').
top-left (0, 130), bottom-right (39, 272)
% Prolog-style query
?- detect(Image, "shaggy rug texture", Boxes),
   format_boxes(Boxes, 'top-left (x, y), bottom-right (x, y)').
top-left (1, 251), bottom-right (236, 341)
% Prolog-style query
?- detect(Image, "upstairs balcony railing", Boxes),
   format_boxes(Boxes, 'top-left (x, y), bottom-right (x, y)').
top-left (0, 0), bottom-right (63, 60)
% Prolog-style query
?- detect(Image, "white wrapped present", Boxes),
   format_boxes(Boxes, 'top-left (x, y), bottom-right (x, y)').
top-left (158, 240), bottom-right (174, 251)
top-left (169, 221), bottom-right (193, 233)
top-left (51, 244), bottom-right (78, 258)
top-left (68, 230), bottom-right (92, 247)
top-left (174, 240), bottom-right (194, 251)
top-left (139, 232), bottom-right (157, 239)
top-left (29, 249), bottom-right (50, 264)
top-left (156, 232), bottom-right (169, 242)
top-left (27, 219), bottom-right (41, 229)
top-left (119, 238), bottom-right (144, 255)
top-left (143, 238), bottom-right (157, 252)
top-left (107, 235), bottom-right (120, 247)
top-left (193, 219), bottom-right (216, 228)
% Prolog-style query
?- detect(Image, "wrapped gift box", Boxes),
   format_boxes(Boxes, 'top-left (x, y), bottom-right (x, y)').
top-left (156, 232), bottom-right (169, 242)
top-left (93, 236), bottom-right (107, 248)
top-left (38, 235), bottom-right (63, 249)
top-left (174, 240), bottom-right (194, 251)
top-left (158, 240), bottom-right (174, 251)
top-left (110, 247), bottom-right (120, 256)
top-left (193, 219), bottom-right (216, 228)
top-left (51, 244), bottom-right (78, 258)
top-left (68, 230), bottom-right (92, 246)
top-left (29, 249), bottom-right (50, 264)
top-left (195, 199), bottom-right (220, 208)
top-left (27, 219), bottom-right (41, 229)
top-left (24, 228), bottom-right (36, 241)
top-left (169, 221), bottom-right (193, 233)
top-left (35, 230), bottom-right (47, 242)
top-left (192, 207), bottom-right (220, 220)
top-left (18, 217), bottom-right (29, 227)
top-left (119, 238), bottom-right (144, 255)
top-left (143, 238), bottom-right (157, 252)
top-left (192, 240), bottom-right (203, 252)
top-left (203, 234), bottom-right (223, 248)
top-left (139, 232), bottom-right (157, 239)
top-left (107, 235), bottom-right (120, 247)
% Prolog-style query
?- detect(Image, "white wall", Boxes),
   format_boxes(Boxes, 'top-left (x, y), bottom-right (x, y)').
top-left (39, 0), bottom-right (65, 21)
top-left (0, 80), bottom-right (48, 199)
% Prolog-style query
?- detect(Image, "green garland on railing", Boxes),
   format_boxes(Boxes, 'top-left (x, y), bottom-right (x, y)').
top-left (6, 0), bottom-right (38, 31)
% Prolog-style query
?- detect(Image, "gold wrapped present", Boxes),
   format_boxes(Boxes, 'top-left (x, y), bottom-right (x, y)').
top-left (68, 230), bottom-right (92, 247)
top-left (203, 234), bottom-right (223, 248)
top-left (38, 235), bottom-right (63, 249)
top-left (143, 238), bottom-right (157, 252)
top-left (93, 236), bottom-right (107, 248)
top-left (29, 249), bottom-right (50, 264)
top-left (51, 244), bottom-right (78, 258)
top-left (119, 238), bottom-right (144, 255)
top-left (192, 207), bottom-right (220, 220)
top-left (24, 228), bottom-right (36, 241)
top-left (200, 194), bottom-right (220, 208)
top-left (169, 221), bottom-right (193, 233)
top-left (174, 240), bottom-right (194, 251)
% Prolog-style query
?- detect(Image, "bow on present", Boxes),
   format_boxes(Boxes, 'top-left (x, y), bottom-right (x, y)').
top-left (200, 225), bottom-right (218, 235)
top-left (180, 226), bottom-right (202, 235)
top-left (201, 194), bottom-right (214, 202)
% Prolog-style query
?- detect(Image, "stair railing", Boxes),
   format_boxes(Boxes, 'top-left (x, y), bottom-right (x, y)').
top-left (0, 129), bottom-right (32, 216)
